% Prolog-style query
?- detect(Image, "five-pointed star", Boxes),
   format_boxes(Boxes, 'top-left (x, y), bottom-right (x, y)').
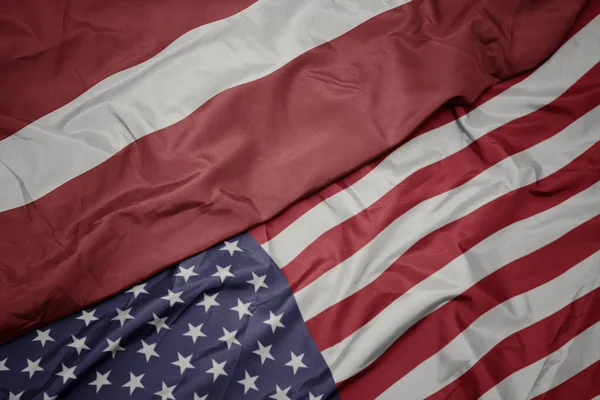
top-left (103, 338), bottom-right (125, 359)
top-left (111, 307), bottom-right (135, 326)
top-left (0, 358), bottom-right (9, 372)
top-left (21, 358), bottom-right (43, 378)
top-left (68, 335), bottom-right (90, 355)
top-left (126, 283), bottom-right (149, 298)
top-left (237, 370), bottom-right (259, 394)
top-left (175, 265), bottom-right (199, 282)
top-left (154, 382), bottom-right (176, 400)
top-left (43, 393), bottom-right (57, 400)
top-left (247, 272), bottom-right (268, 292)
top-left (197, 293), bottom-right (220, 312)
top-left (231, 298), bottom-right (253, 319)
top-left (309, 393), bottom-right (323, 400)
top-left (172, 353), bottom-right (195, 375)
top-left (161, 290), bottom-right (185, 307)
top-left (138, 340), bottom-right (160, 362)
top-left (8, 392), bottom-right (23, 400)
top-left (253, 341), bottom-right (275, 364)
top-left (122, 372), bottom-right (145, 395)
top-left (194, 395), bottom-right (208, 400)
top-left (269, 385), bottom-right (291, 400)
top-left (220, 240), bottom-right (243, 256)
top-left (183, 323), bottom-right (206, 343)
top-left (212, 265), bottom-right (235, 283)
top-left (263, 311), bottom-right (285, 333)
top-left (76, 309), bottom-right (99, 326)
top-left (88, 370), bottom-right (111, 393)
top-left (218, 328), bottom-right (241, 349)
top-left (147, 313), bottom-right (171, 333)
top-left (55, 363), bottom-right (77, 384)
top-left (205, 359), bottom-right (227, 382)
top-left (33, 329), bottom-right (55, 347)
top-left (285, 352), bottom-right (307, 375)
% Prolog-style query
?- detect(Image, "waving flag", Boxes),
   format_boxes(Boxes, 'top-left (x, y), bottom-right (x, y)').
top-left (1, 0), bottom-right (600, 399)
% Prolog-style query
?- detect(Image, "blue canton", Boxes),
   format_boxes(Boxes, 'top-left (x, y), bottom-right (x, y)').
top-left (0, 233), bottom-right (339, 400)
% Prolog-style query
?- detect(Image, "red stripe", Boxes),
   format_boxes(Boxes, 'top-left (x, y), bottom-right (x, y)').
top-left (251, 0), bottom-right (600, 245)
top-left (336, 210), bottom-right (600, 400)
top-left (282, 63), bottom-right (600, 294)
top-left (0, 0), bottom-right (256, 139)
top-left (428, 287), bottom-right (600, 400)
top-left (309, 137), bottom-right (600, 353)
top-left (0, 0), bottom-right (588, 343)
top-left (533, 360), bottom-right (600, 400)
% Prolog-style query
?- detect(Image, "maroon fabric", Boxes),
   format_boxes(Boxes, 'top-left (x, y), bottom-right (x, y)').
top-left (0, 0), bottom-right (589, 343)
top-left (0, 0), bottom-right (256, 138)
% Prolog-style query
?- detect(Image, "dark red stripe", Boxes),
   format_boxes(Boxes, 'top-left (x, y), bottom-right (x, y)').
top-left (336, 210), bottom-right (600, 400)
top-left (533, 360), bottom-right (600, 400)
top-left (250, 0), bottom-right (600, 245)
top-left (0, 0), bottom-right (256, 139)
top-left (282, 62), bottom-right (600, 295)
top-left (428, 287), bottom-right (600, 399)
top-left (0, 0), bottom-right (588, 343)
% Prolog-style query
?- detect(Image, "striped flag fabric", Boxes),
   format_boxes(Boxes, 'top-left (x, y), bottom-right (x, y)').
top-left (1, 0), bottom-right (600, 399)
top-left (0, 0), bottom-right (589, 342)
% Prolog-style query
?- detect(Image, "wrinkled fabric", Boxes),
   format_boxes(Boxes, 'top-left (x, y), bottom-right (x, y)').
top-left (0, 0), bottom-right (591, 344)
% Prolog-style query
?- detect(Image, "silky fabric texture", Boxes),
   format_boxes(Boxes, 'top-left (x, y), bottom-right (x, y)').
top-left (0, 0), bottom-right (590, 343)
top-left (0, 0), bottom-right (256, 138)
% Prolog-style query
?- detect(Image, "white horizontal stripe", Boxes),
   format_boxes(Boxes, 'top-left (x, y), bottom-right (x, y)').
top-left (378, 249), bottom-right (600, 400)
top-left (297, 105), bottom-right (600, 323)
top-left (0, 0), bottom-right (410, 212)
top-left (262, 15), bottom-right (600, 268)
top-left (480, 320), bottom-right (600, 400)
top-left (322, 176), bottom-right (600, 383)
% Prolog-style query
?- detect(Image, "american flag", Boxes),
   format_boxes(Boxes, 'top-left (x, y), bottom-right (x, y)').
top-left (1, 0), bottom-right (600, 399)
top-left (0, 234), bottom-right (338, 399)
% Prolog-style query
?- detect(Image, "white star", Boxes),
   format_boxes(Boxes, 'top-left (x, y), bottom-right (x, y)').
top-left (126, 283), bottom-right (149, 298)
top-left (67, 335), bottom-right (90, 355)
top-left (218, 328), bottom-right (241, 350)
top-left (88, 370), bottom-right (111, 393)
top-left (0, 358), bottom-right (9, 372)
top-left (205, 359), bottom-right (227, 382)
top-left (103, 338), bottom-right (125, 359)
top-left (183, 323), bottom-right (206, 344)
top-left (231, 298), bottom-right (253, 319)
top-left (220, 240), bottom-right (243, 256)
top-left (171, 353), bottom-right (195, 375)
top-left (147, 313), bottom-right (171, 333)
top-left (285, 352), bottom-right (307, 375)
top-left (111, 307), bottom-right (135, 326)
top-left (8, 392), bottom-right (23, 400)
top-left (263, 311), bottom-right (285, 333)
top-left (123, 372), bottom-right (145, 395)
top-left (309, 393), bottom-right (323, 400)
top-left (137, 340), bottom-right (160, 362)
top-left (269, 385), bottom-right (291, 400)
top-left (43, 393), bottom-right (57, 400)
top-left (212, 265), bottom-right (234, 283)
top-left (55, 363), bottom-right (77, 384)
top-left (194, 395), bottom-right (208, 400)
top-left (175, 265), bottom-right (198, 282)
top-left (253, 341), bottom-right (275, 364)
top-left (161, 290), bottom-right (185, 307)
top-left (154, 382), bottom-right (176, 400)
top-left (21, 358), bottom-right (43, 378)
top-left (237, 370), bottom-right (259, 394)
top-left (197, 293), bottom-right (220, 312)
top-left (32, 329), bottom-right (54, 347)
top-left (76, 309), bottom-right (99, 326)
top-left (247, 272), bottom-right (268, 292)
